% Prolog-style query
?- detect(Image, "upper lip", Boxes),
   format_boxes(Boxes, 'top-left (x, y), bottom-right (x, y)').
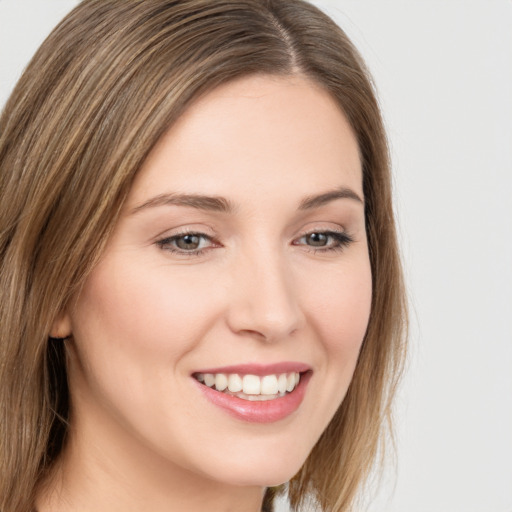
top-left (192, 362), bottom-right (311, 376)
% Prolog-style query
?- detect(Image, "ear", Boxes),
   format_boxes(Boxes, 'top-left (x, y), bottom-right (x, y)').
top-left (50, 309), bottom-right (72, 339)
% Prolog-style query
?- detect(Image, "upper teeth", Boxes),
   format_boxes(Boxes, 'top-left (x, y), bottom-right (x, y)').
top-left (195, 372), bottom-right (301, 396)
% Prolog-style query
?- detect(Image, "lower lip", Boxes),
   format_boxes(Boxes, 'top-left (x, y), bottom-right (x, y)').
top-left (195, 372), bottom-right (311, 423)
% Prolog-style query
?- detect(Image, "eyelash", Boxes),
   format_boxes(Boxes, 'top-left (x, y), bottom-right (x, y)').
top-left (156, 230), bottom-right (217, 256)
top-left (155, 229), bottom-right (354, 257)
top-left (293, 230), bottom-right (354, 254)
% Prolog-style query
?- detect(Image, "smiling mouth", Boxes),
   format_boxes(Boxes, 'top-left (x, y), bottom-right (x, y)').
top-left (193, 372), bottom-right (302, 401)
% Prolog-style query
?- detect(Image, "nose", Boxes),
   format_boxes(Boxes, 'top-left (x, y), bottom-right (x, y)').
top-left (225, 249), bottom-right (304, 342)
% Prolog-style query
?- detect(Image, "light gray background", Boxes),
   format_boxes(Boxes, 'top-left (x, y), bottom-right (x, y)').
top-left (1, 1), bottom-right (511, 511)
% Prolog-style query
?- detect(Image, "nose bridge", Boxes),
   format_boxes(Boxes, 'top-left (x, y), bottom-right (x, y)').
top-left (226, 242), bottom-right (302, 341)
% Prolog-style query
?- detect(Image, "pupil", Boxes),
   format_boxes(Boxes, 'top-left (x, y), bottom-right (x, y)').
top-left (307, 233), bottom-right (328, 246)
top-left (177, 234), bottom-right (200, 250)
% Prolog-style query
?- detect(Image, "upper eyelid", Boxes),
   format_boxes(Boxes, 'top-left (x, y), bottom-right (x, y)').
top-left (156, 226), bottom-right (351, 241)
top-left (294, 227), bottom-right (352, 240)
top-left (154, 226), bottom-right (216, 242)
top-left (297, 227), bottom-right (346, 236)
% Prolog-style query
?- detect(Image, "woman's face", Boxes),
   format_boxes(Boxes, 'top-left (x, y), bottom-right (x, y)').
top-left (59, 74), bottom-right (372, 489)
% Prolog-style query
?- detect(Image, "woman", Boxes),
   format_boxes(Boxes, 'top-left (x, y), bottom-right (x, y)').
top-left (0, 1), bottom-right (407, 511)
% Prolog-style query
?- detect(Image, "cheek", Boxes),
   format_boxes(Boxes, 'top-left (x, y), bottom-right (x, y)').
top-left (66, 256), bottom-right (227, 452)
top-left (71, 258), bottom-right (220, 365)
top-left (306, 260), bottom-right (372, 351)
top-left (65, 255), bottom-right (228, 437)
top-left (302, 258), bottom-right (372, 405)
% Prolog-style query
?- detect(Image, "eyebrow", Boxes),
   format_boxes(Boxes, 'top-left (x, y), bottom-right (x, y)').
top-left (298, 187), bottom-right (363, 209)
top-left (130, 193), bottom-right (234, 214)
top-left (130, 186), bottom-right (363, 215)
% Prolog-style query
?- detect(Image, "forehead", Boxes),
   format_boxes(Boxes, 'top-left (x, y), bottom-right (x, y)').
top-left (128, 74), bottom-right (362, 207)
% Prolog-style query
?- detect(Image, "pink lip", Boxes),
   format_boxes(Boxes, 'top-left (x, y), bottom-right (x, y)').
top-left (193, 361), bottom-right (311, 376)
top-left (194, 370), bottom-right (312, 423)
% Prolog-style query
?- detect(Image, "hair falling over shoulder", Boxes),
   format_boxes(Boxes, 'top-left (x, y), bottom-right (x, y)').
top-left (0, 1), bottom-right (407, 511)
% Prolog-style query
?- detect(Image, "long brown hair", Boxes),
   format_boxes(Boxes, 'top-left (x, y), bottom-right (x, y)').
top-left (0, 1), bottom-right (407, 511)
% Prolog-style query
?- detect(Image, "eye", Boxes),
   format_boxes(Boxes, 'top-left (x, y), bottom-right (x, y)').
top-left (174, 234), bottom-right (204, 250)
top-left (156, 232), bottom-right (215, 255)
top-left (294, 230), bottom-right (354, 252)
top-left (303, 232), bottom-right (330, 247)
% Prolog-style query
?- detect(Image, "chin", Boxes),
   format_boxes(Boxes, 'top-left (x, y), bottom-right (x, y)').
top-left (199, 444), bottom-right (310, 488)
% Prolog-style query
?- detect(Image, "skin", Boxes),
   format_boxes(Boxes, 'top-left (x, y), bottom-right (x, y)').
top-left (43, 74), bottom-right (372, 512)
